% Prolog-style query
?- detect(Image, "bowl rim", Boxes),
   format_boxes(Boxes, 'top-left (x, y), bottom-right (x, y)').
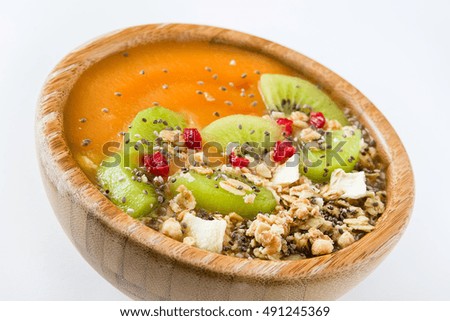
top-left (36, 23), bottom-right (415, 283)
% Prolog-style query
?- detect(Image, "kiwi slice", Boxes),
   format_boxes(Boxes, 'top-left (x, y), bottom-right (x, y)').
top-left (169, 171), bottom-right (277, 219)
top-left (124, 106), bottom-right (187, 168)
top-left (97, 161), bottom-right (158, 218)
top-left (201, 114), bottom-right (283, 153)
top-left (300, 128), bottom-right (361, 182)
top-left (259, 74), bottom-right (348, 125)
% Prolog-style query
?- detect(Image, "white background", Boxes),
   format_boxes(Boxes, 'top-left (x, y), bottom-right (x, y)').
top-left (1, 0), bottom-right (449, 300)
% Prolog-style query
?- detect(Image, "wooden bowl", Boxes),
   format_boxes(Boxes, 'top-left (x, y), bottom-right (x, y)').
top-left (36, 24), bottom-right (414, 300)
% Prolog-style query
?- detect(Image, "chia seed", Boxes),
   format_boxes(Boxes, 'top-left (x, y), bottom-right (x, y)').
top-left (81, 139), bottom-right (91, 147)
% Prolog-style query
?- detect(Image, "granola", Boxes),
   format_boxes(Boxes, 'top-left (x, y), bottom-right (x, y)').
top-left (140, 108), bottom-right (386, 261)
top-left (97, 74), bottom-right (387, 261)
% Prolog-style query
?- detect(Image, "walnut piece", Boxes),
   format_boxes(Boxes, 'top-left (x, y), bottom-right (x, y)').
top-left (160, 218), bottom-right (183, 241)
top-left (169, 185), bottom-right (196, 213)
top-left (364, 194), bottom-right (385, 216)
top-left (323, 119), bottom-right (342, 131)
top-left (343, 216), bottom-right (375, 232)
top-left (337, 231), bottom-right (355, 248)
top-left (247, 213), bottom-right (292, 258)
top-left (300, 128), bottom-right (321, 142)
top-left (159, 129), bottom-right (181, 142)
top-left (256, 163), bottom-right (272, 178)
top-left (311, 238), bottom-right (334, 255)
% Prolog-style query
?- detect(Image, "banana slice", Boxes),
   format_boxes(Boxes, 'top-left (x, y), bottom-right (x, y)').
top-left (182, 213), bottom-right (227, 253)
top-left (327, 169), bottom-right (367, 199)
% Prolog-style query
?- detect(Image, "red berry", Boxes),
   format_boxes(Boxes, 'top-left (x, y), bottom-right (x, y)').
top-left (309, 111), bottom-right (326, 128)
top-left (273, 141), bottom-right (296, 163)
top-left (144, 152), bottom-right (169, 177)
top-left (276, 118), bottom-right (293, 136)
top-left (183, 128), bottom-right (202, 150)
top-left (229, 152), bottom-right (250, 168)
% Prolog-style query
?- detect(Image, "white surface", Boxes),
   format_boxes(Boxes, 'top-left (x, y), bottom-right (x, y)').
top-left (1, 0), bottom-right (449, 300)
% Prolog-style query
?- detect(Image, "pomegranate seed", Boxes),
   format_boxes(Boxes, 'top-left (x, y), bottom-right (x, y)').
top-left (276, 118), bottom-right (293, 136)
top-left (183, 128), bottom-right (202, 150)
top-left (144, 152), bottom-right (169, 177)
top-left (229, 152), bottom-right (250, 168)
top-left (309, 111), bottom-right (326, 128)
top-left (273, 141), bottom-right (296, 163)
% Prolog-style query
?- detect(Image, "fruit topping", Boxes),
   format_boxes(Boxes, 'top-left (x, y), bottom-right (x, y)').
top-left (258, 74), bottom-right (348, 125)
top-left (126, 106), bottom-right (187, 168)
top-left (309, 111), bottom-right (326, 129)
top-left (201, 114), bottom-right (283, 153)
top-left (169, 171), bottom-right (277, 219)
top-left (276, 118), bottom-right (293, 136)
top-left (97, 161), bottom-right (158, 218)
top-left (273, 141), bottom-right (296, 163)
top-left (299, 128), bottom-right (361, 182)
top-left (183, 128), bottom-right (202, 150)
top-left (229, 151), bottom-right (250, 168)
top-left (144, 152), bottom-right (170, 177)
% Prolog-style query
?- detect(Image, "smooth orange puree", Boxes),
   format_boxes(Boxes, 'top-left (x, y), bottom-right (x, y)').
top-left (64, 42), bottom-right (296, 179)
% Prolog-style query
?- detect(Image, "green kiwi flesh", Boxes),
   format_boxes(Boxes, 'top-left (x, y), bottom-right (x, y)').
top-left (124, 106), bottom-right (187, 168)
top-left (97, 161), bottom-right (158, 218)
top-left (300, 129), bottom-right (361, 182)
top-left (201, 114), bottom-right (283, 154)
top-left (169, 171), bottom-right (277, 219)
top-left (259, 74), bottom-right (348, 125)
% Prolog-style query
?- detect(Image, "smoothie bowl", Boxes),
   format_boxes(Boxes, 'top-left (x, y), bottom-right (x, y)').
top-left (36, 24), bottom-right (414, 300)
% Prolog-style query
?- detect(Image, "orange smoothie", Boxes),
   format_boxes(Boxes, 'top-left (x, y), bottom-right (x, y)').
top-left (64, 42), bottom-right (297, 179)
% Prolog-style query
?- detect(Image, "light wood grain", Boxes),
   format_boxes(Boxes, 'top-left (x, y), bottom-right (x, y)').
top-left (35, 24), bottom-right (414, 300)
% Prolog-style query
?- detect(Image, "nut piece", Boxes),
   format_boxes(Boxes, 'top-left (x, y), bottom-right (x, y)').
top-left (159, 129), bottom-right (181, 142)
top-left (364, 194), bottom-right (385, 216)
top-left (311, 238), bottom-right (334, 256)
top-left (183, 236), bottom-right (196, 246)
top-left (256, 163), bottom-right (272, 178)
top-left (242, 172), bottom-right (266, 186)
top-left (290, 111), bottom-right (309, 122)
top-left (300, 128), bottom-right (321, 142)
top-left (247, 213), bottom-right (293, 259)
top-left (323, 119), bottom-right (342, 131)
top-left (169, 185), bottom-right (196, 213)
top-left (219, 178), bottom-right (252, 196)
top-left (243, 193), bottom-right (256, 204)
top-left (191, 166), bottom-right (213, 175)
top-left (194, 151), bottom-right (204, 162)
top-left (343, 216), bottom-right (375, 232)
top-left (160, 218), bottom-right (183, 241)
top-left (290, 111), bottom-right (309, 129)
top-left (337, 231), bottom-right (355, 248)
top-left (270, 111), bottom-right (286, 120)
